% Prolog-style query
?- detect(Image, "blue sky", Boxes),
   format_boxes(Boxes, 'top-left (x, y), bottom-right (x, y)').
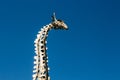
top-left (0, 0), bottom-right (120, 80)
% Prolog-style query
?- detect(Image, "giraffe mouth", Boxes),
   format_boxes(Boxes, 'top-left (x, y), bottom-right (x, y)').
top-left (63, 24), bottom-right (68, 30)
top-left (66, 27), bottom-right (68, 30)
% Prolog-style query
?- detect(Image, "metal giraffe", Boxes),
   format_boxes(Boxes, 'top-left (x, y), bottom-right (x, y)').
top-left (33, 13), bottom-right (68, 80)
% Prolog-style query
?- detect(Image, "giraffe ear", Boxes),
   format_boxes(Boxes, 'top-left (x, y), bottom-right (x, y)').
top-left (51, 12), bottom-right (57, 22)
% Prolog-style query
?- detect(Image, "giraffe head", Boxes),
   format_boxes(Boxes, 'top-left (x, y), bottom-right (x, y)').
top-left (51, 13), bottom-right (68, 30)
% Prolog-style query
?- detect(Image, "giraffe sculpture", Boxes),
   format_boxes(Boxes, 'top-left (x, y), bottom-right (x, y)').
top-left (33, 13), bottom-right (68, 80)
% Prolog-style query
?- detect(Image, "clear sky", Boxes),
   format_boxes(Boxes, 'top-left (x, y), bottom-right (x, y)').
top-left (0, 0), bottom-right (120, 80)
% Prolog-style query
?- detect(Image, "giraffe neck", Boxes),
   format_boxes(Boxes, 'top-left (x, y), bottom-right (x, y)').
top-left (33, 23), bottom-right (53, 80)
